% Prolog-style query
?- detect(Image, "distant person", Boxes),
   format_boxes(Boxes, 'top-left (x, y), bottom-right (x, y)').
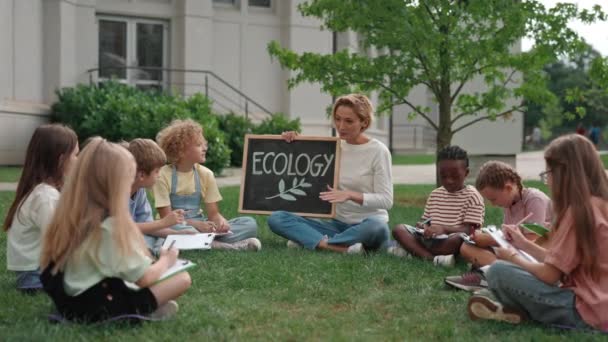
top-left (589, 123), bottom-right (601, 148)
top-left (576, 122), bottom-right (586, 136)
top-left (531, 126), bottom-right (542, 148)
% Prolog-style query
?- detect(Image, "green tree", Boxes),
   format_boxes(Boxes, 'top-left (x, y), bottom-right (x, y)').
top-left (268, 0), bottom-right (605, 156)
top-left (526, 44), bottom-right (608, 139)
top-left (590, 56), bottom-right (608, 89)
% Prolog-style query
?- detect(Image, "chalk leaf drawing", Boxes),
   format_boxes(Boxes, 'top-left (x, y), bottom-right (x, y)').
top-left (266, 177), bottom-right (312, 201)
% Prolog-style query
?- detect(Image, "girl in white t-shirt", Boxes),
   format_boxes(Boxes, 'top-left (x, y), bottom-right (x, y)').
top-left (3, 124), bottom-right (78, 292)
top-left (40, 138), bottom-right (191, 322)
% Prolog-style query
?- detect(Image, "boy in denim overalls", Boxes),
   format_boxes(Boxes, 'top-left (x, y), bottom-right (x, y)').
top-left (153, 119), bottom-right (260, 251)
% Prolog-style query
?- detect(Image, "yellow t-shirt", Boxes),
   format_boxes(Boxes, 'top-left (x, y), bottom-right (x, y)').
top-left (152, 164), bottom-right (223, 210)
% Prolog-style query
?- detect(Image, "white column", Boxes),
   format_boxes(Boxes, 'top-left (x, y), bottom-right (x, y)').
top-left (284, 0), bottom-right (333, 136)
top-left (173, 0), bottom-right (214, 96)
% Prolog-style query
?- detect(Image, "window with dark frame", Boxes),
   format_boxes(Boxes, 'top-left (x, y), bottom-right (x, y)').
top-left (97, 16), bottom-right (167, 91)
top-left (249, 0), bottom-right (271, 8)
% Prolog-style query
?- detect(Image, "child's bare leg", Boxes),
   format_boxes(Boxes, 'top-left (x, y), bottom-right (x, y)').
top-left (428, 234), bottom-right (463, 256)
top-left (316, 238), bottom-right (348, 253)
top-left (149, 272), bottom-right (191, 306)
top-left (460, 243), bottom-right (497, 268)
top-left (392, 224), bottom-right (433, 260)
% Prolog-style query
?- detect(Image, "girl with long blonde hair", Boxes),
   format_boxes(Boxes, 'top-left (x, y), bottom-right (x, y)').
top-left (40, 137), bottom-right (191, 323)
top-left (468, 134), bottom-right (608, 332)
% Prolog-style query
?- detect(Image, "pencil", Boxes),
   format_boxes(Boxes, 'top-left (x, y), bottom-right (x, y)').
top-left (515, 212), bottom-right (534, 227)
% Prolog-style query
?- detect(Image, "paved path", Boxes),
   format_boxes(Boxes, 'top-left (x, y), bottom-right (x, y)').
top-left (0, 151), bottom-right (551, 191)
top-left (221, 150), bottom-right (548, 186)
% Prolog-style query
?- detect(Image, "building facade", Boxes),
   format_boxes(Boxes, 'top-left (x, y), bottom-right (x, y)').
top-left (0, 0), bottom-right (522, 165)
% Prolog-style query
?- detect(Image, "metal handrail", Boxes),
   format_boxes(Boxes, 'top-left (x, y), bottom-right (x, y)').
top-left (86, 66), bottom-right (274, 117)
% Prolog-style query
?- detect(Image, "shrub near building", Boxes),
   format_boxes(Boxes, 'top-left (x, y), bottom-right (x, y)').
top-left (51, 82), bottom-right (230, 174)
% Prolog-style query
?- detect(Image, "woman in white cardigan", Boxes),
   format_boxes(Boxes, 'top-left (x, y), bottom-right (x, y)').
top-left (267, 94), bottom-right (393, 254)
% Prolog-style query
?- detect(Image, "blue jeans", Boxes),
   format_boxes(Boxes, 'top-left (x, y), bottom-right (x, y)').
top-left (16, 270), bottom-right (42, 291)
top-left (487, 261), bottom-right (592, 329)
top-left (268, 211), bottom-right (389, 250)
top-left (144, 217), bottom-right (259, 254)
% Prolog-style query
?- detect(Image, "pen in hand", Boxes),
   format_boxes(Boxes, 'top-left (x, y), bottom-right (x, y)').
top-left (168, 240), bottom-right (176, 250)
top-left (515, 212), bottom-right (534, 227)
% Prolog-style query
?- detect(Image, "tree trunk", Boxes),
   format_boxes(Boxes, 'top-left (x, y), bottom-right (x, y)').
top-left (436, 19), bottom-right (453, 187)
top-left (435, 92), bottom-right (453, 187)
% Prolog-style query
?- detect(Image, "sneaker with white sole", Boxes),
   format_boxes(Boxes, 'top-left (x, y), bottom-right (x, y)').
top-left (387, 245), bottom-right (411, 258)
top-left (214, 238), bottom-right (262, 251)
top-left (346, 243), bottom-right (364, 254)
top-left (235, 238), bottom-right (262, 251)
top-left (468, 289), bottom-right (526, 324)
top-left (445, 269), bottom-right (487, 292)
top-left (433, 254), bottom-right (455, 267)
top-left (149, 300), bottom-right (179, 320)
top-left (286, 240), bottom-right (303, 249)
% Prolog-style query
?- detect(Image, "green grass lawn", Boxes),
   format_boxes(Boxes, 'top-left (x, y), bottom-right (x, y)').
top-left (392, 154), bottom-right (435, 165)
top-left (601, 154), bottom-right (608, 169)
top-left (0, 166), bottom-right (22, 182)
top-left (0, 183), bottom-right (600, 340)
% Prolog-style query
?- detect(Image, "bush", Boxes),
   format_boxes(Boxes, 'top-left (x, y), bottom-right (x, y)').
top-left (51, 82), bottom-right (231, 174)
top-left (218, 113), bottom-right (254, 167)
top-left (252, 113), bottom-right (301, 135)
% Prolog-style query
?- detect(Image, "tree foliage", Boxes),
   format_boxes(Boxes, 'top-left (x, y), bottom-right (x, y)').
top-left (268, 0), bottom-right (605, 152)
top-left (526, 44), bottom-right (608, 140)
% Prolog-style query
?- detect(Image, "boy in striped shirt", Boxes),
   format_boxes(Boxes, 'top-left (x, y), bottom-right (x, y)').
top-left (390, 146), bottom-right (485, 266)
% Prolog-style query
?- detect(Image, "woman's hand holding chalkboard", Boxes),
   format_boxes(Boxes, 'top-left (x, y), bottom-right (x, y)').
top-left (281, 131), bottom-right (299, 143)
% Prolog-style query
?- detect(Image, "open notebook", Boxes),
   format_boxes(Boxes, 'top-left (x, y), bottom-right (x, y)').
top-left (157, 259), bottom-right (196, 283)
top-left (404, 224), bottom-right (449, 240)
top-left (481, 226), bottom-right (539, 263)
top-left (162, 234), bottom-right (216, 250)
top-left (125, 258), bottom-right (196, 289)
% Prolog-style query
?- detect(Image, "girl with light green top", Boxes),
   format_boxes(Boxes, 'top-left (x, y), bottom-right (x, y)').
top-left (40, 138), bottom-right (191, 323)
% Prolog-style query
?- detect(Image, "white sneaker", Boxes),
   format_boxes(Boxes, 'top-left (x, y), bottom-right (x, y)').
top-left (346, 243), bottom-right (364, 254)
top-left (286, 240), bottom-right (303, 249)
top-left (214, 238), bottom-right (262, 251)
top-left (387, 245), bottom-right (411, 258)
top-left (233, 238), bottom-right (262, 251)
top-left (149, 300), bottom-right (179, 320)
top-left (433, 254), bottom-right (455, 267)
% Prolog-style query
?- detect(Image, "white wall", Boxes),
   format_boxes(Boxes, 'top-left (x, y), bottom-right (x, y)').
top-left (0, 0), bottom-right (51, 164)
top-left (0, 0), bottom-right (522, 165)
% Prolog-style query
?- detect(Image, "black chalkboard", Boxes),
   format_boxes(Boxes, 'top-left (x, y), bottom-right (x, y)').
top-left (239, 135), bottom-right (341, 218)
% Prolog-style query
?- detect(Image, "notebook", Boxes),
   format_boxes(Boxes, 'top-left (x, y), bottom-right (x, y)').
top-left (404, 224), bottom-right (449, 240)
top-left (125, 258), bottom-right (197, 288)
top-left (162, 233), bottom-right (216, 250)
top-left (156, 259), bottom-right (196, 284)
top-left (481, 226), bottom-right (539, 263)
top-left (520, 223), bottom-right (549, 237)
